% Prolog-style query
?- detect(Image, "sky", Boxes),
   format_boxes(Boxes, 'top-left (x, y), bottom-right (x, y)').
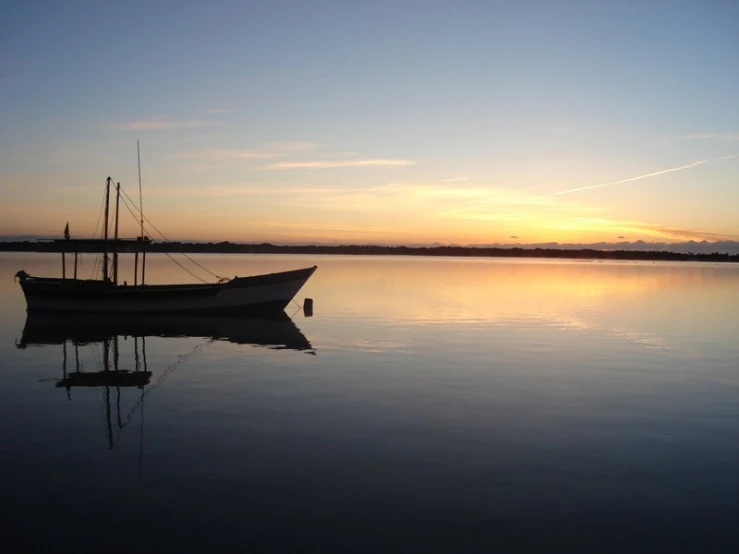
top-left (1, 0), bottom-right (738, 246)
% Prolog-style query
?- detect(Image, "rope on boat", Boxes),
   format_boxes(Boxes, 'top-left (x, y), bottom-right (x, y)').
top-left (89, 182), bottom-right (109, 279)
top-left (80, 178), bottom-right (228, 283)
top-left (119, 189), bottom-right (208, 282)
top-left (289, 302), bottom-right (302, 320)
top-left (91, 183), bottom-right (107, 244)
top-left (117, 184), bottom-right (227, 282)
top-left (163, 252), bottom-right (210, 283)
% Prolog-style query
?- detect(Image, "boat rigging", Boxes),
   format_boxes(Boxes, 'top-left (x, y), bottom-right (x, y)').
top-left (15, 172), bottom-right (317, 314)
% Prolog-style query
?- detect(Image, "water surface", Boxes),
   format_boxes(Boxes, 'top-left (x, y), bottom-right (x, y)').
top-left (1, 253), bottom-right (737, 553)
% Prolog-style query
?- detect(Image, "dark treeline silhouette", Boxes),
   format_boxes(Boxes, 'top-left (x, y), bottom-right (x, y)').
top-left (2, 241), bottom-right (738, 262)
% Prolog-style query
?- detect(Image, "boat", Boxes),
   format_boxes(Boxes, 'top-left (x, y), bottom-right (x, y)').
top-left (14, 175), bottom-right (316, 314)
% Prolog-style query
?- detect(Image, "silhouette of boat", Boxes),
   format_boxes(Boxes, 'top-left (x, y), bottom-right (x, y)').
top-left (15, 176), bottom-right (316, 314)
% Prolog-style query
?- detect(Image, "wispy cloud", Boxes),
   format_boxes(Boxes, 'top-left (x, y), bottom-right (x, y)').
top-left (176, 164), bottom-right (228, 172)
top-left (539, 154), bottom-right (737, 198)
top-left (308, 181), bottom-right (579, 218)
top-left (147, 184), bottom-right (345, 197)
top-left (168, 149), bottom-right (273, 161)
top-left (677, 133), bottom-right (739, 141)
top-left (435, 190), bottom-right (563, 217)
top-left (640, 225), bottom-right (739, 242)
top-left (203, 108), bottom-right (229, 115)
top-left (227, 149), bottom-right (286, 160)
top-left (170, 142), bottom-right (323, 162)
top-left (268, 141), bottom-right (323, 152)
top-left (182, 133), bottom-right (221, 141)
top-left (532, 217), bottom-right (739, 242)
top-left (259, 159), bottom-right (417, 170)
top-left (435, 176), bottom-right (470, 183)
top-left (259, 221), bottom-right (419, 235)
top-left (110, 117), bottom-right (220, 131)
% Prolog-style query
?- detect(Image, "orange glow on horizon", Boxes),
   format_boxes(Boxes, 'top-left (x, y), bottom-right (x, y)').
top-left (1, 175), bottom-right (737, 246)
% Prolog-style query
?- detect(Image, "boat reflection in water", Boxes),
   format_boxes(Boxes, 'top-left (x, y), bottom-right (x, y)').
top-left (17, 311), bottom-right (314, 352)
top-left (16, 312), bottom-right (314, 452)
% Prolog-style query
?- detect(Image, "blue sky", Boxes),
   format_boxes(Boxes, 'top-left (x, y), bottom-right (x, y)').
top-left (1, 0), bottom-right (737, 245)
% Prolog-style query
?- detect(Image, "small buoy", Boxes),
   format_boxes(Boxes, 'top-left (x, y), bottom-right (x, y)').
top-left (303, 297), bottom-right (313, 317)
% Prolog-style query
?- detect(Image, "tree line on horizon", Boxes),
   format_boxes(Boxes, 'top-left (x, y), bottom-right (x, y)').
top-left (0, 240), bottom-right (737, 262)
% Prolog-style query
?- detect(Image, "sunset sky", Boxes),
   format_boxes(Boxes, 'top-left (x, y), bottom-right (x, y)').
top-left (1, 0), bottom-right (737, 246)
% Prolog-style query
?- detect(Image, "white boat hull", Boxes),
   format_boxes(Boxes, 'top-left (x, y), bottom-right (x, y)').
top-left (17, 266), bottom-right (317, 314)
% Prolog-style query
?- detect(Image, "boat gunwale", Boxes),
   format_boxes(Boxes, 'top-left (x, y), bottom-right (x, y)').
top-left (19, 266), bottom-right (317, 291)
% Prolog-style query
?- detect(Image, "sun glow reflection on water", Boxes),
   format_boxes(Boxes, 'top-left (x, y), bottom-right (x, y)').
top-left (0, 253), bottom-right (737, 552)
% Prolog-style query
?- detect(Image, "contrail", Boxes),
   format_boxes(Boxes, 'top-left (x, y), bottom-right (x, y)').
top-left (540, 154), bottom-right (737, 198)
top-left (437, 154), bottom-right (737, 217)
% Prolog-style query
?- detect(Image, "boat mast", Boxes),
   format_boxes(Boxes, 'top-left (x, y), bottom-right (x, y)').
top-left (135, 140), bottom-right (147, 286)
top-left (103, 177), bottom-right (112, 282)
top-left (113, 182), bottom-right (121, 285)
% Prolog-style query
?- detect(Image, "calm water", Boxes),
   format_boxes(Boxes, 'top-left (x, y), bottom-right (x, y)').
top-left (1, 253), bottom-right (738, 553)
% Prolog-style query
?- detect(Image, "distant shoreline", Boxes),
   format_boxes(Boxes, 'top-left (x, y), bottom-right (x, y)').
top-left (1, 241), bottom-right (737, 262)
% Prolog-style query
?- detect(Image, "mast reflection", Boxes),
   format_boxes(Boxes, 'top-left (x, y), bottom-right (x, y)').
top-left (16, 312), bottom-right (314, 456)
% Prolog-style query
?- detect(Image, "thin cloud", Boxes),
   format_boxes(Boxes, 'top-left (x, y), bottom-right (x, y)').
top-left (258, 220), bottom-right (424, 236)
top-left (437, 191), bottom-right (564, 217)
top-left (677, 133), bottom-right (739, 141)
top-left (148, 185), bottom-right (346, 197)
top-left (539, 154), bottom-right (737, 198)
top-left (435, 176), bottom-right (470, 183)
top-left (110, 118), bottom-right (220, 131)
top-left (232, 149), bottom-right (285, 160)
top-left (544, 218), bottom-right (739, 243)
top-left (186, 134), bottom-right (221, 141)
top-left (169, 142), bottom-right (322, 161)
top-left (178, 164), bottom-right (227, 172)
top-left (643, 225), bottom-right (738, 242)
top-left (259, 159), bottom-right (417, 170)
top-left (268, 141), bottom-right (323, 152)
top-left (168, 148), bottom-right (276, 161)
